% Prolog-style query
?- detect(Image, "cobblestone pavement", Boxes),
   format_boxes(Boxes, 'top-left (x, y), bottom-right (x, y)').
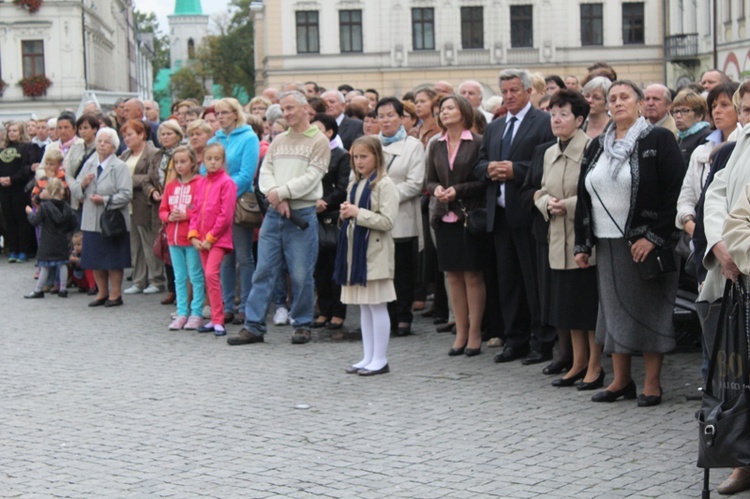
top-left (1, 260), bottom-right (745, 498)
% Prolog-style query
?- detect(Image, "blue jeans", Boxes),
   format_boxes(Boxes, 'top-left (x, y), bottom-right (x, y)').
top-left (220, 224), bottom-right (256, 314)
top-left (169, 245), bottom-right (205, 317)
top-left (244, 207), bottom-right (318, 333)
top-left (273, 262), bottom-right (289, 307)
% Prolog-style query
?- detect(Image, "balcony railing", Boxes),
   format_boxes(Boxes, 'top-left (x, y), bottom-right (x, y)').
top-left (408, 51), bottom-right (440, 67)
top-left (457, 49), bottom-right (490, 66)
top-left (664, 33), bottom-right (699, 61)
top-left (506, 48), bottom-right (538, 65)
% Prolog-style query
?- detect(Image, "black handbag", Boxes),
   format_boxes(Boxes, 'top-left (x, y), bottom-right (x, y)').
top-left (100, 197), bottom-right (127, 238)
top-left (697, 280), bottom-right (750, 469)
top-left (318, 211), bottom-right (339, 250)
top-left (590, 183), bottom-right (676, 280)
top-left (458, 200), bottom-right (487, 235)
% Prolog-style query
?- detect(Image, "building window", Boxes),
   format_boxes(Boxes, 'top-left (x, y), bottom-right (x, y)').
top-left (510, 5), bottom-right (533, 48)
top-left (296, 11), bottom-right (319, 54)
top-left (412, 8), bottom-right (435, 50)
top-left (22, 40), bottom-right (45, 78)
top-left (580, 3), bottom-right (603, 46)
top-left (622, 2), bottom-right (645, 44)
top-left (461, 7), bottom-right (484, 49)
top-left (339, 10), bottom-right (363, 53)
top-left (187, 38), bottom-right (195, 59)
top-left (738, 0), bottom-right (745, 20)
top-left (725, 0), bottom-right (733, 22)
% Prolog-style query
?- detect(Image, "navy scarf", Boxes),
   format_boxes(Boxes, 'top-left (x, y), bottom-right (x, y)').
top-left (333, 172), bottom-right (377, 286)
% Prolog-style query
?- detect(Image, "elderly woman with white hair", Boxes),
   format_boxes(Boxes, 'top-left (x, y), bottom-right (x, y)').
top-left (581, 76), bottom-right (612, 138)
top-left (70, 127), bottom-right (133, 307)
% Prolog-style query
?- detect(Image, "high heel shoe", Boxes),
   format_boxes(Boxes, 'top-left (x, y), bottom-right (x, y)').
top-left (464, 348), bottom-right (481, 357)
top-left (591, 380), bottom-right (637, 402)
top-left (551, 368), bottom-right (587, 387)
top-left (577, 370), bottom-right (606, 391)
top-left (543, 359), bottom-right (572, 375)
top-left (448, 345), bottom-right (466, 356)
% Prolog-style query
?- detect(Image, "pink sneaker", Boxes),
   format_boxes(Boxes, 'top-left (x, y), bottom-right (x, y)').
top-left (169, 316), bottom-right (188, 330)
top-left (184, 315), bottom-right (203, 330)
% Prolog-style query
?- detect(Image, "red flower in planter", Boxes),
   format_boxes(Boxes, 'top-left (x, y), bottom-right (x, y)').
top-left (13, 0), bottom-right (44, 13)
top-left (18, 75), bottom-right (52, 97)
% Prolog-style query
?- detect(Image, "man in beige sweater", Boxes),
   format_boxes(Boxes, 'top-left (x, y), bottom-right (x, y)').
top-left (228, 91), bottom-right (331, 346)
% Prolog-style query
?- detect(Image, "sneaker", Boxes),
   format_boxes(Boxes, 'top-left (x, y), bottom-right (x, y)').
top-left (143, 285), bottom-right (162, 294)
top-left (227, 328), bottom-right (265, 345)
top-left (291, 328), bottom-right (312, 345)
top-left (8, 253), bottom-right (18, 263)
top-left (16, 253), bottom-right (28, 263)
top-left (184, 316), bottom-right (203, 330)
top-left (273, 306), bottom-right (290, 326)
top-left (213, 325), bottom-right (226, 336)
top-left (169, 316), bottom-right (188, 330)
top-left (123, 285), bottom-right (143, 295)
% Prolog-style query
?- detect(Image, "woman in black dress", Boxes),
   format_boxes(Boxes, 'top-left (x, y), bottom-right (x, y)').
top-left (0, 121), bottom-right (35, 262)
top-left (425, 95), bottom-right (486, 356)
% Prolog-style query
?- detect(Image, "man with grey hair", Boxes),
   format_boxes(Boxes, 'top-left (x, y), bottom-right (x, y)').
top-left (643, 83), bottom-right (678, 138)
top-left (322, 89), bottom-right (363, 150)
top-left (459, 80), bottom-right (493, 122)
top-left (228, 90), bottom-right (331, 347)
top-left (83, 101), bottom-right (101, 115)
top-left (473, 68), bottom-right (556, 366)
top-left (144, 100), bottom-right (160, 124)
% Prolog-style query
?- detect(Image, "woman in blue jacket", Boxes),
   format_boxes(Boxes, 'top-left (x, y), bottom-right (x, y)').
top-left (209, 97), bottom-right (260, 323)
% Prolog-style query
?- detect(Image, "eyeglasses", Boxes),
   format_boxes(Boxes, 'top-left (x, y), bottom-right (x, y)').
top-left (672, 108), bottom-right (694, 116)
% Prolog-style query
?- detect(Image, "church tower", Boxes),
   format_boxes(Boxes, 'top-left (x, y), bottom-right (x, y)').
top-left (168, 0), bottom-right (209, 71)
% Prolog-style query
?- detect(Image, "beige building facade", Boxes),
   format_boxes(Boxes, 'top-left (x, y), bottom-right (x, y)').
top-left (250, 0), bottom-right (665, 97)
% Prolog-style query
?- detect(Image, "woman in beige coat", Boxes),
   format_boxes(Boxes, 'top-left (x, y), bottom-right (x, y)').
top-left (535, 90), bottom-right (602, 389)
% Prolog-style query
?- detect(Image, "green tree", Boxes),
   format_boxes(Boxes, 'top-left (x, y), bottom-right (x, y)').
top-left (134, 10), bottom-right (170, 74)
top-left (197, 0), bottom-right (255, 100)
top-left (170, 67), bottom-right (207, 101)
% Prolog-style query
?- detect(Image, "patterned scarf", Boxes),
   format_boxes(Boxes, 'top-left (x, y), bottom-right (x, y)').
top-left (333, 172), bottom-right (377, 287)
top-left (602, 116), bottom-right (651, 179)
top-left (158, 146), bottom-right (177, 187)
top-left (677, 121), bottom-right (710, 141)
top-left (379, 125), bottom-right (407, 145)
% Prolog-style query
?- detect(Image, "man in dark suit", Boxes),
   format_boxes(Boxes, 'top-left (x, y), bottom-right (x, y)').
top-left (473, 68), bottom-right (556, 365)
top-left (322, 90), bottom-right (363, 150)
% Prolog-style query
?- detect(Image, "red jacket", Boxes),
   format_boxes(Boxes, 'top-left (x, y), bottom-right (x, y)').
top-left (159, 175), bottom-right (205, 246)
top-left (188, 169), bottom-right (236, 250)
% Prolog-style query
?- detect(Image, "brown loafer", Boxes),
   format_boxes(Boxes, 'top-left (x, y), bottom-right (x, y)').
top-left (717, 467), bottom-right (750, 495)
top-left (160, 292), bottom-right (176, 305)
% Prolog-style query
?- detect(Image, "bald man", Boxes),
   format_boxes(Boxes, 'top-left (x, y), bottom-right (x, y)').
top-left (261, 88), bottom-right (281, 104)
top-left (459, 80), bottom-right (493, 122)
top-left (700, 70), bottom-right (729, 93)
top-left (434, 80), bottom-right (454, 94)
top-left (124, 98), bottom-right (161, 149)
top-left (643, 84), bottom-right (678, 138)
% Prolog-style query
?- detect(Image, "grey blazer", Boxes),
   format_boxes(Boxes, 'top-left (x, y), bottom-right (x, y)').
top-left (70, 154), bottom-right (133, 233)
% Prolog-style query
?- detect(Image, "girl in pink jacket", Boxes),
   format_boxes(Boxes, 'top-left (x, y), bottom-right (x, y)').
top-left (159, 145), bottom-right (206, 331)
top-left (188, 143), bottom-right (237, 335)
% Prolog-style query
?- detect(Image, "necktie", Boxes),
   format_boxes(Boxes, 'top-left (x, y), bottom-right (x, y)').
top-left (96, 165), bottom-right (103, 178)
top-left (500, 116), bottom-right (517, 161)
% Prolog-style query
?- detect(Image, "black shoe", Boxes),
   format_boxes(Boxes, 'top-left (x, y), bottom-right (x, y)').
top-left (464, 348), bottom-right (482, 357)
top-left (88, 297), bottom-right (107, 307)
top-left (433, 317), bottom-right (448, 325)
top-left (542, 359), bottom-right (572, 375)
top-left (291, 328), bottom-right (312, 344)
top-left (358, 364), bottom-right (390, 376)
top-left (327, 321), bottom-right (344, 330)
top-left (344, 365), bottom-right (361, 374)
top-left (436, 322), bottom-right (455, 333)
top-left (227, 328), bottom-right (264, 345)
top-left (393, 326), bottom-right (411, 337)
top-left (591, 380), bottom-right (637, 403)
top-left (58, 290), bottom-right (68, 298)
top-left (522, 349), bottom-right (553, 365)
top-left (24, 290), bottom-right (44, 299)
top-left (104, 297), bottom-right (123, 307)
top-left (311, 320), bottom-right (329, 328)
top-left (637, 388), bottom-right (663, 407)
top-left (577, 370), bottom-right (606, 391)
top-left (448, 346), bottom-right (465, 356)
top-left (551, 369), bottom-right (587, 387)
top-left (493, 345), bottom-right (529, 363)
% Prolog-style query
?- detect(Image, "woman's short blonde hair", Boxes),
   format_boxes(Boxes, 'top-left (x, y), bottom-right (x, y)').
top-left (186, 119), bottom-right (213, 137)
top-left (672, 90), bottom-right (708, 120)
top-left (158, 119), bottom-right (184, 140)
top-left (215, 98), bottom-right (246, 128)
top-left (529, 72), bottom-right (546, 95)
top-left (248, 96), bottom-right (272, 112)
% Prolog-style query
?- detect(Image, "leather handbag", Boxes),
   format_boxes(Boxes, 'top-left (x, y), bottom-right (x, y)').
top-left (318, 211), bottom-right (339, 250)
top-left (458, 200), bottom-right (487, 235)
top-left (100, 198), bottom-right (127, 238)
top-left (152, 224), bottom-right (172, 265)
top-left (234, 191), bottom-right (262, 229)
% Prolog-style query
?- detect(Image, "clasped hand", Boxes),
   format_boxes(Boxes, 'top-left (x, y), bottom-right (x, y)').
top-left (487, 161), bottom-right (514, 182)
top-left (433, 185), bottom-right (456, 203)
top-left (340, 200), bottom-right (359, 219)
top-left (547, 197), bottom-right (566, 216)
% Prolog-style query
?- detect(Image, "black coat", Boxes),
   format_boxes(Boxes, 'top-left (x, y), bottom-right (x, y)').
top-left (678, 127), bottom-right (712, 167)
top-left (338, 116), bottom-right (364, 151)
top-left (320, 146), bottom-right (350, 213)
top-left (574, 126), bottom-right (686, 255)
top-left (0, 142), bottom-right (32, 190)
top-left (473, 106), bottom-right (555, 230)
top-left (27, 199), bottom-right (77, 261)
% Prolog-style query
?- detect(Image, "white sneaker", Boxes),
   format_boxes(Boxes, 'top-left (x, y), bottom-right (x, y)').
top-left (273, 306), bottom-right (290, 326)
top-left (143, 285), bottom-right (162, 294)
top-left (123, 286), bottom-right (143, 295)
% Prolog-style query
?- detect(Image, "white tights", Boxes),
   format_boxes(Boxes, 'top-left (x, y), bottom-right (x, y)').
top-left (353, 303), bottom-right (390, 371)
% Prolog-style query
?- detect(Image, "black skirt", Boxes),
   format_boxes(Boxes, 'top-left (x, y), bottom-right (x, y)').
top-left (435, 222), bottom-right (484, 272)
top-left (548, 267), bottom-right (598, 330)
top-left (81, 230), bottom-right (132, 270)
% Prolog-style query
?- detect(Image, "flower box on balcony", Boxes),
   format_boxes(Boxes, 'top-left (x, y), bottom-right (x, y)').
top-left (13, 0), bottom-right (44, 13)
top-left (18, 75), bottom-right (52, 97)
